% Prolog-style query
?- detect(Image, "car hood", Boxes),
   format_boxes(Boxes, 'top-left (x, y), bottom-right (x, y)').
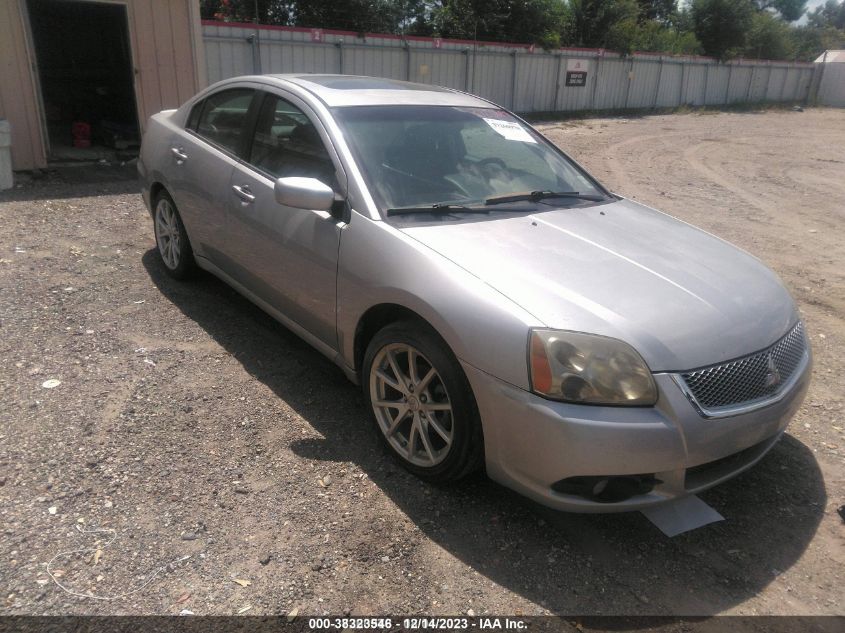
top-left (398, 198), bottom-right (798, 372)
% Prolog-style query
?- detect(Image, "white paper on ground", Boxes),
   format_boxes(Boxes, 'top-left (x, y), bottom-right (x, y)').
top-left (640, 494), bottom-right (725, 537)
top-left (483, 118), bottom-right (536, 143)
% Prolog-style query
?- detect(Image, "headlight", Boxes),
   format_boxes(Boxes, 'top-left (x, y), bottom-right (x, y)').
top-left (529, 329), bottom-right (657, 405)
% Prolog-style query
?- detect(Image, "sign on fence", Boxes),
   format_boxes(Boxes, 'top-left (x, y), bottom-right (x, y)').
top-left (565, 59), bottom-right (589, 87)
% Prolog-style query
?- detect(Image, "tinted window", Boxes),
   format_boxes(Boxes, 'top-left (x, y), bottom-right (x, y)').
top-left (196, 88), bottom-right (254, 155)
top-left (186, 100), bottom-right (203, 131)
top-left (248, 95), bottom-right (335, 186)
top-left (333, 105), bottom-right (603, 211)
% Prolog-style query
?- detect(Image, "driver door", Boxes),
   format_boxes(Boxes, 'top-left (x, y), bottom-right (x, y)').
top-left (225, 91), bottom-right (346, 350)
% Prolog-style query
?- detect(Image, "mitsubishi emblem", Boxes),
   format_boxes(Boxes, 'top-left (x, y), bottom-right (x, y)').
top-left (764, 353), bottom-right (781, 388)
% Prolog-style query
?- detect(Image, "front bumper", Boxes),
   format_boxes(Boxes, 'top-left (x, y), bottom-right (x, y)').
top-left (462, 352), bottom-right (811, 513)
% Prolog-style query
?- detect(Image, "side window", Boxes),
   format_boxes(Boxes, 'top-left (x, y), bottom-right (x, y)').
top-left (186, 99), bottom-right (203, 131)
top-left (196, 88), bottom-right (255, 155)
top-left (248, 94), bottom-right (335, 186)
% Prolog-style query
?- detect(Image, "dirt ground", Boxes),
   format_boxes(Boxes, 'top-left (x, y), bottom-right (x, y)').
top-left (1, 108), bottom-right (843, 618)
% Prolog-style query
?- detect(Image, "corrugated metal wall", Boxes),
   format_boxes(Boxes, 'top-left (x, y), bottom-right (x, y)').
top-left (203, 22), bottom-right (817, 114)
top-left (815, 62), bottom-right (845, 106)
top-left (127, 0), bottom-right (207, 126)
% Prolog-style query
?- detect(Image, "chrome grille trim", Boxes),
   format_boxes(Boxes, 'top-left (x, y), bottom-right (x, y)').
top-left (673, 322), bottom-right (809, 418)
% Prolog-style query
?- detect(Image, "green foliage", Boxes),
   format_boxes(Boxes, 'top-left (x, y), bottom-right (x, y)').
top-left (197, 0), bottom-right (845, 62)
top-left (636, 0), bottom-right (677, 23)
top-left (743, 11), bottom-right (795, 59)
top-left (808, 0), bottom-right (845, 29)
top-left (787, 0), bottom-right (845, 61)
top-left (691, 0), bottom-right (755, 60)
top-left (752, 0), bottom-right (807, 23)
top-left (425, 0), bottom-right (571, 46)
top-left (633, 19), bottom-right (702, 54)
top-left (568, 0), bottom-right (640, 47)
top-left (791, 24), bottom-right (845, 60)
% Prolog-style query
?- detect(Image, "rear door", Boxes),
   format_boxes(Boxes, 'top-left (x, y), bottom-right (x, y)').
top-left (167, 87), bottom-right (258, 270)
top-left (224, 90), bottom-right (347, 349)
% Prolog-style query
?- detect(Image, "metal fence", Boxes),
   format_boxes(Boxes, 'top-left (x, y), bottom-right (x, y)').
top-left (203, 21), bottom-right (817, 113)
top-left (813, 59), bottom-right (845, 106)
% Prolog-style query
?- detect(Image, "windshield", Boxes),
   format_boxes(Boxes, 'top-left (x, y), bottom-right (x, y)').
top-left (333, 105), bottom-right (608, 214)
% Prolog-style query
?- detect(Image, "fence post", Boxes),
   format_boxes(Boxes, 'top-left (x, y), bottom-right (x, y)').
top-left (763, 62), bottom-right (773, 101)
top-left (590, 54), bottom-right (602, 110)
top-left (724, 63), bottom-right (733, 105)
top-left (778, 65), bottom-right (788, 102)
top-left (463, 48), bottom-right (470, 91)
top-left (472, 46), bottom-right (477, 94)
top-left (702, 63), bottom-right (709, 105)
top-left (652, 56), bottom-right (664, 109)
top-left (791, 68), bottom-right (800, 102)
top-left (553, 54), bottom-right (563, 112)
top-left (247, 32), bottom-right (261, 74)
top-left (745, 64), bottom-right (755, 102)
top-left (623, 58), bottom-right (634, 109)
top-left (798, 61), bottom-right (816, 105)
top-left (678, 61), bottom-right (686, 106)
top-left (405, 43), bottom-right (411, 81)
top-left (336, 41), bottom-right (344, 74)
top-left (510, 50), bottom-right (518, 110)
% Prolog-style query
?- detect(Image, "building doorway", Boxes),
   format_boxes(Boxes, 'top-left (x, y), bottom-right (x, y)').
top-left (26, 0), bottom-right (140, 161)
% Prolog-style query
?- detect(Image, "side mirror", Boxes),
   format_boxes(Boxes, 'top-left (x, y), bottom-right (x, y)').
top-left (274, 177), bottom-right (335, 211)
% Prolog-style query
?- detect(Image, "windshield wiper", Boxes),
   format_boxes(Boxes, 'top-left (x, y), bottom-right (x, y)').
top-left (484, 190), bottom-right (606, 205)
top-left (386, 203), bottom-right (490, 217)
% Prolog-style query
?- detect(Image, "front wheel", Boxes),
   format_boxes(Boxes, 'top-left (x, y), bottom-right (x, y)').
top-left (153, 191), bottom-right (196, 280)
top-left (363, 321), bottom-right (484, 483)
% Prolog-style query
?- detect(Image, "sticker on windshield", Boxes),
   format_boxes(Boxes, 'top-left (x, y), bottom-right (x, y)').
top-left (483, 118), bottom-right (537, 143)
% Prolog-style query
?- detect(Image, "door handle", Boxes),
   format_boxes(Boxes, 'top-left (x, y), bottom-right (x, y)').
top-left (170, 147), bottom-right (188, 163)
top-left (232, 184), bottom-right (256, 203)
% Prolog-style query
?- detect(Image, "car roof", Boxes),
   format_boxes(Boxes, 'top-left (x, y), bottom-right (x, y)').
top-left (260, 74), bottom-right (496, 108)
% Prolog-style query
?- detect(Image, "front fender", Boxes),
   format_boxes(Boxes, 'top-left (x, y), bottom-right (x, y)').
top-left (337, 211), bottom-right (542, 390)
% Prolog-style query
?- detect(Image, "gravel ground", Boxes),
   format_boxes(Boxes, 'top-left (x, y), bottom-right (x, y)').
top-left (1, 108), bottom-right (843, 618)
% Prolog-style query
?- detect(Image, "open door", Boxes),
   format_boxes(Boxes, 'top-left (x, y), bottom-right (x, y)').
top-left (26, 0), bottom-right (140, 161)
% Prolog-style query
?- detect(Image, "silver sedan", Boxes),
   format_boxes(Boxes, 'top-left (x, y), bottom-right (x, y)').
top-left (138, 74), bottom-right (811, 512)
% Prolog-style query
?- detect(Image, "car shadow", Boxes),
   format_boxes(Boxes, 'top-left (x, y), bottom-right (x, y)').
top-left (142, 250), bottom-right (826, 616)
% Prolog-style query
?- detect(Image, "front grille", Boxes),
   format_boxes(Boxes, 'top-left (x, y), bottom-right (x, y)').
top-left (679, 321), bottom-right (806, 413)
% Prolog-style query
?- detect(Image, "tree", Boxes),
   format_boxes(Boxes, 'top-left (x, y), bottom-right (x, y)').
top-left (744, 11), bottom-right (795, 59)
top-left (691, 0), bottom-right (754, 59)
top-left (200, 0), bottom-right (294, 23)
top-left (197, 0), bottom-right (838, 62)
top-left (636, 0), bottom-right (677, 23)
top-left (292, 0), bottom-right (404, 32)
top-left (752, 0), bottom-right (807, 22)
top-left (634, 19), bottom-right (702, 54)
top-left (569, 0), bottom-right (640, 48)
top-left (420, 0), bottom-right (571, 47)
top-left (808, 0), bottom-right (845, 29)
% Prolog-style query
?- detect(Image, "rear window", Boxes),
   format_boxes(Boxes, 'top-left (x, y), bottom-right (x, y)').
top-left (195, 88), bottom-right (255, 155)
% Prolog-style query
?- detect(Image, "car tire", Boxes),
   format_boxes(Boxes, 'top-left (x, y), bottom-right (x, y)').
top-left (363, 320), bottom-right (484, 483)
top-left (153, 190), bottom-right (196, 280)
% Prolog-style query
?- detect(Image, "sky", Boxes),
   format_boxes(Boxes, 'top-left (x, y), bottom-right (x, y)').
top-left (799, 0), bottom-right (828, 24)
top-left (677, 0), bottom-right (832, 24)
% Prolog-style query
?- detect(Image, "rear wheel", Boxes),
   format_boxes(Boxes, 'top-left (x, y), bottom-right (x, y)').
top-left (153, 191), bottom-right (195, 279)
top-left (363, 321), bottom-right (483, 482)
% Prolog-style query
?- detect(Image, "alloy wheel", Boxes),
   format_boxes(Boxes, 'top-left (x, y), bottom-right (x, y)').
top-left (154, 198), bottom-right (181, 270)
top-left (369, 343), bottom-right (454, 467)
